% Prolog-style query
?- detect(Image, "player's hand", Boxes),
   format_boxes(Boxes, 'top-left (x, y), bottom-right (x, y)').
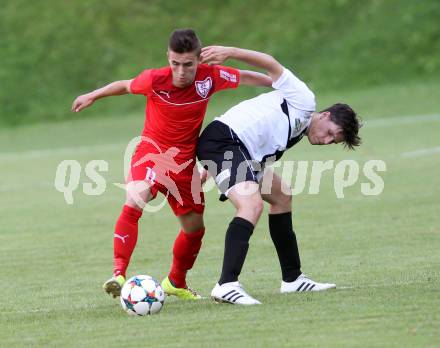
top-left (199, 168), bottom-right (211, 185)
top-left (71, 94), bottom-right (95, 113)
top-left (201, 46), bottom-right (232, 65)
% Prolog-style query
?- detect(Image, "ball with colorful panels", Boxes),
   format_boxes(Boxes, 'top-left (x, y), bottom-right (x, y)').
top-left (120, 275), bottom-right (165, 316)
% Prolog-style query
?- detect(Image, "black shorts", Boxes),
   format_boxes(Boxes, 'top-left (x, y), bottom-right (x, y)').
top-left (197, 121), bottom-right (263, 201)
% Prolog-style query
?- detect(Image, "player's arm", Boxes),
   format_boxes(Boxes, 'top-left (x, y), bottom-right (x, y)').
top-left (71, 79), bottom-right (132, 113)
top-left (238, 70), bottom-right (272, 87)
top-left (201, 46), bottom-right (284, 83)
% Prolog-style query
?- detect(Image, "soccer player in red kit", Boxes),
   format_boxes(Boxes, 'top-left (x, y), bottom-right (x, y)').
top-left (71, 29), bottom-right (272, 299)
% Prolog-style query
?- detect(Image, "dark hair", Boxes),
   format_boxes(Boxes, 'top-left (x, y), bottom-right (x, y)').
top-left (320, 103), bottom-right (362, 150)
top-left (168, 28), bottom-right (202, 56)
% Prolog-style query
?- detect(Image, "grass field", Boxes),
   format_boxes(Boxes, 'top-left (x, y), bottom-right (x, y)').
top-left (1, 81), bottom-right (439, 347)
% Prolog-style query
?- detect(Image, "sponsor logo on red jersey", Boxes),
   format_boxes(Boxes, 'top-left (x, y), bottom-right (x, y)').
top-left (219, 70), bottom-right (237, 83)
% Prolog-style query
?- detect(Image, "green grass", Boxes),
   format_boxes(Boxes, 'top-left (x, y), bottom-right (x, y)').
top-left (1, 81), bottom-right (439, 347)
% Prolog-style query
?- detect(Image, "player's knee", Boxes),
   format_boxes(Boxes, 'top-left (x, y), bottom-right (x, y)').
top-left (279, 190), bottom-right (292, 208)
top-left (180, 212), bottom-right (205, 233)
top-left (125, 181), bottom-right (150, 209)
top-left (124, 198), bottom-right (144, 211)
top-left (239, 197), bottom-right (263, 223)
top-left (271, 193), bottom-right (291, 213)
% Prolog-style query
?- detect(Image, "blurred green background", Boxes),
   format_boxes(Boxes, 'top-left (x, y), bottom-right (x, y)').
top-left (1, 0), bottom-right (439, 126)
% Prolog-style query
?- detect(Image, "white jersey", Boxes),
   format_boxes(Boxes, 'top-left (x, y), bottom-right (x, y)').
top-left (216, 67), bottom-right (316, 162)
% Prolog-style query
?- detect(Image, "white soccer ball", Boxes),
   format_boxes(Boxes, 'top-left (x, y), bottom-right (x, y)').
top-left (120, 275), bottom-right (165, 316)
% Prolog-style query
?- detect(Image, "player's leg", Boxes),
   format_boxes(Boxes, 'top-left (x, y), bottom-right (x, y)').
top-left (260, 169), bottom-right (335, 292)
top-left (162, 211), bottom-right (205, 299)
top-left (161, 166), bottom-right (206, 299)
top-left (113, 181), bottom-right (154, 277)
top-left (260, 169), bottom-right (302, 281)
top-left (171, 211), bottom-right (205, 288)
top-left (197, 121), bottom-right (263, 304)
top-left (219, 181), bottom-right (263, 283)
top-left (104, 142), bottom-right (159, 298)
top-left (104, 180), bottom-right (155, 298)
top-left (210, 182), bottom-right (263, 304)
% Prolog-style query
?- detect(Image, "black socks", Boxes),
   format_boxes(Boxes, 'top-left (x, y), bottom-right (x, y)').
top-left (269, 212), bottom-right (302, 282)
top-left (218, 217), bottom-right (254, 285)
top-left (218, 213), bottom-right (301, 285)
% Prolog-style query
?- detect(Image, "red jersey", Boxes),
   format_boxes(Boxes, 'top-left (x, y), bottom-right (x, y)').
top-left (130, 64), bottom-right (240, 162)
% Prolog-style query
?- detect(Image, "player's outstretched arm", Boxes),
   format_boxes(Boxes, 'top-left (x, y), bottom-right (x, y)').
top-left (71, 79), bottom-right (132, 113)
top-left (239, 70), bottom-right (272, 87)
top-left (201, 46), bottom-right (284, 83)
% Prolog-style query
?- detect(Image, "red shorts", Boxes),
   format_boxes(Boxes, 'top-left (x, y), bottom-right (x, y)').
top-left (127, 142), bottom-right (204, 216)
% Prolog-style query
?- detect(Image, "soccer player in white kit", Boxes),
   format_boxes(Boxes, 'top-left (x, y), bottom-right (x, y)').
top-left (197, 46), bottom-right (362, 305)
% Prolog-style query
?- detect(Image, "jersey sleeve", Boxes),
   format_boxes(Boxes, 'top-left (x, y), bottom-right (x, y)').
top-left (272, 68), bottom-right (316, 111)
top-left (130, 69), bottom-right (153, 95)
top-left (212, 65), bottom-right (240, 92)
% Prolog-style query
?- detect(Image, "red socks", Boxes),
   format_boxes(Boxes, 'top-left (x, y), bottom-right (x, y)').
top-left (113, 204), bottom-right (204, 288)
top-left (113, 205), bottom-right (143, 277)
top-left (168, 228), bottom-right (205, 288)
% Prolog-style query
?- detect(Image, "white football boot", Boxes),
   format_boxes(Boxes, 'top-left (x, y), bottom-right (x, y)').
top-left (211, 282), bottom-right (261, 305)
top-left (280, 274), bottom-right (336, 293)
